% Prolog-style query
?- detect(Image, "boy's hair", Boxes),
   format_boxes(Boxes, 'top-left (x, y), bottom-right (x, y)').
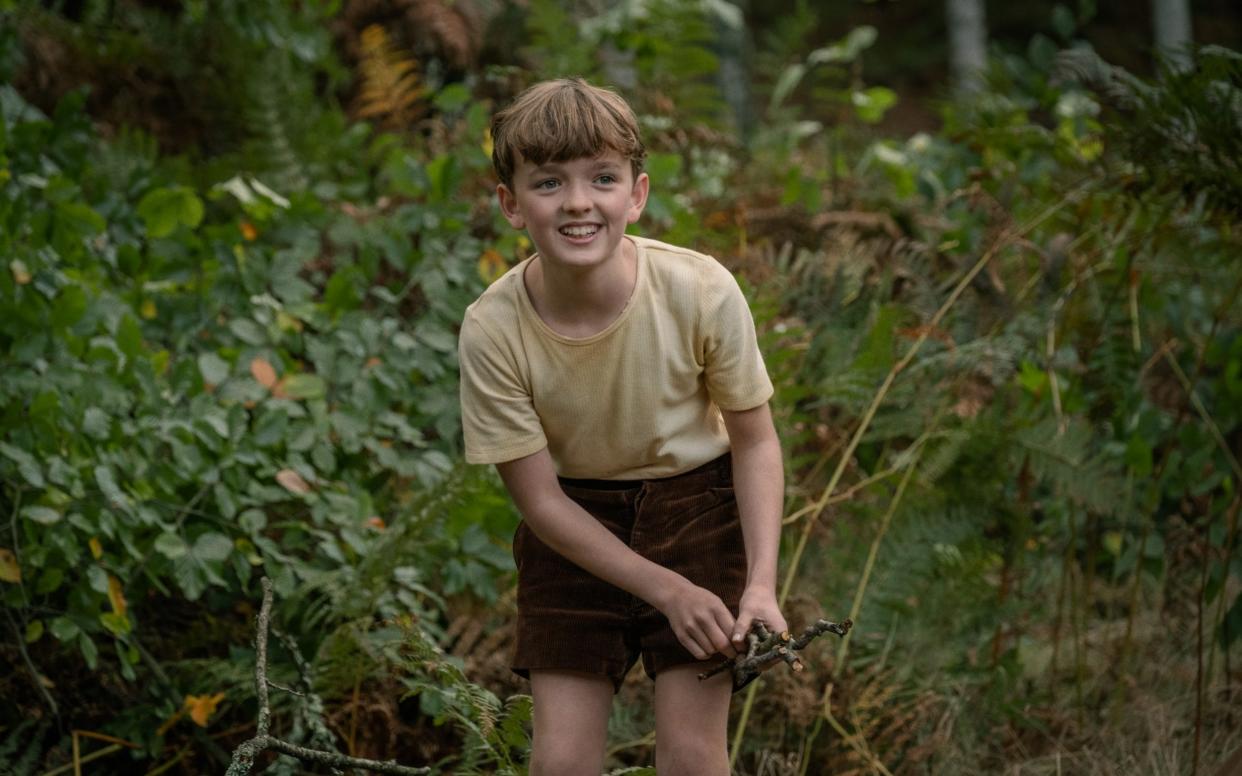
top-left (490, 78), bottom-right (647, 189)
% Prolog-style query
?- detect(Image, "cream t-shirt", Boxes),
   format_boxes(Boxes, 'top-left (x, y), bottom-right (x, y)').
top-left (458, 235), bottom-right (773, 479)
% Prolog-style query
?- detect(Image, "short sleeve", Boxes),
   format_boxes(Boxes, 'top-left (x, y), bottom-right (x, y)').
top-left (700, 264), bottom-right (774, 411)
top-left (458, 312), bottom-right (548, 464)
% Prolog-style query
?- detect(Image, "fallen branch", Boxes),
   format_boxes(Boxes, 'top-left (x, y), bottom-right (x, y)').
top-left (225, 577), bottom-right (431, 776)
top-left (699, 618), bottom-right (853, 692)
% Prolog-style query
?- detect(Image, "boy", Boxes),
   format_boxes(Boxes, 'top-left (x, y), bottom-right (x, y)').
top-left (458, 78), bottom-right (786, 776)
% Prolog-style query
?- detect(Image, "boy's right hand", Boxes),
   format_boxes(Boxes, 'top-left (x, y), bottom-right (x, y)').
top-left (658, 578), bottom-right (738, 660)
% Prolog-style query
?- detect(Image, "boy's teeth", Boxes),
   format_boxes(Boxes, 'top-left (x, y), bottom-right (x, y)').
top-left (560, 225), bottom-right (597, 237)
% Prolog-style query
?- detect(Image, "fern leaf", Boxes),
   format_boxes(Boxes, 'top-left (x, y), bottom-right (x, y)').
top-left (356, 24), bottom-right (425, 130)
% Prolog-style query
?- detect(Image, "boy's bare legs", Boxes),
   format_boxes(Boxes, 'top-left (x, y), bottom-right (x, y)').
top-left (653, 665), bottom-right (733, 776)
top-left (529, 670), bottom-right (613, 776)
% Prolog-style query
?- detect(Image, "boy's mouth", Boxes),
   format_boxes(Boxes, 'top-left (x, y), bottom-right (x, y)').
top-left (559, 224), bottom-right (599, 239)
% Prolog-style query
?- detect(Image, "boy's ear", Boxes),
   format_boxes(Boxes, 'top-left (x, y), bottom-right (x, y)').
top-left (497, 183), bottom-right (525, 229)
top-left (626, 172), bottom-right (650, 225)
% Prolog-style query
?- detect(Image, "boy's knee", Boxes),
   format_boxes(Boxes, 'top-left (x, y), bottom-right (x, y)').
top-left (530, 739), bottom-right (605, 776)
top-left (656, 733), bottom-right (729, 776)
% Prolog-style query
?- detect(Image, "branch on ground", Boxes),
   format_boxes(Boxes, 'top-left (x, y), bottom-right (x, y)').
top-left (225, 577), bottom-right (431, 776)
top-left (699, 618), bottom-right (854, 693)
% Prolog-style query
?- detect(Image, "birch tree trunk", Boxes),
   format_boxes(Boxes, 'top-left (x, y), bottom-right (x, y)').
top-left (1152, 0), bottom-right (1193, 71)
top-left (710, 0), bottom-right (754, 143)
top-left (946, 0), bottom-right (987, 94)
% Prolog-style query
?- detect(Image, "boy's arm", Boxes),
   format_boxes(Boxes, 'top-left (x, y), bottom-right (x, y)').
top-left (721, 402), bottom-right (789, 647)
top-left (496, 448), bottom-right (738, 660)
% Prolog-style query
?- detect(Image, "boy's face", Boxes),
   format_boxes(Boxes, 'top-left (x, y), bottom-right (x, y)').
top-left (497, 150), bottom-right (649, 273)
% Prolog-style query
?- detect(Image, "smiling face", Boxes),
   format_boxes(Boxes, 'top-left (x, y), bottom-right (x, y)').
top-left (497, 151), bottom-right (649, 273)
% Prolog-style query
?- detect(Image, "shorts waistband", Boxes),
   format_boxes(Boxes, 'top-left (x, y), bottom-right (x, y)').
top-left (557, 453), bottom-right (732, 492)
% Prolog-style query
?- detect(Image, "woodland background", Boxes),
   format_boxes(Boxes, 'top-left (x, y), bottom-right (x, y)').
top-left (1, 1), bottom-right (1241, 774)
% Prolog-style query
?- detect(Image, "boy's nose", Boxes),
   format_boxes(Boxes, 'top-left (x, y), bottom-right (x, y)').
top-left (561, 183), bottom-right (592, 213)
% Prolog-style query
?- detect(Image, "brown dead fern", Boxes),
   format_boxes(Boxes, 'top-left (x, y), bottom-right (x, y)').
top-left (354, 24), bottom-right (426, 131)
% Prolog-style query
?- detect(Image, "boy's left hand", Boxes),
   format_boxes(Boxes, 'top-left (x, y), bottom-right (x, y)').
top-left (732, 585), bottom-right (787, 647)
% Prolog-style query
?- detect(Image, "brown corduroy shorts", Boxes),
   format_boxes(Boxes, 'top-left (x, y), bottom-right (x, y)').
top-left (510, 453), bottom-right (747, 691)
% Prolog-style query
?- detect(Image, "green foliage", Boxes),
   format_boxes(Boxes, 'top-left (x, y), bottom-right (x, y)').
top-left (0, 719), bottom-right (48, 776)
top-left (1056, 44), bottom-right (1242, 212)
top-left (0, 57), bottom-right (512, 759)
top-left (3, 3), bottom-right (1240, 772)
top-left (397, 620), bottom-right (532, 775)
top-left (754, 37), bottom-right (1241, 774)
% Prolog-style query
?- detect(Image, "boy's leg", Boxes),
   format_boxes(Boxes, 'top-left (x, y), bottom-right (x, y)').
top-left (529, 670), bottom-right (614, 776)
top-left (653, 665), bottom-right (733, 776)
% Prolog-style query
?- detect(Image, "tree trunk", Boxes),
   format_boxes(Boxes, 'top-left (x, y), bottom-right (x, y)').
top-left (1151, 0), bottom-right (1193, 71)
top-left (710, 0), bottom-right (755, 143)
top-left (946, 0), bottom-right (987, 94)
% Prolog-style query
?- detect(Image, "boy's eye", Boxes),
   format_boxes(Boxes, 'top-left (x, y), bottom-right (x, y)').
top-left (535, 179), bottom-right (559, 190)
top-left (596, 174), bottom-right (617, 184)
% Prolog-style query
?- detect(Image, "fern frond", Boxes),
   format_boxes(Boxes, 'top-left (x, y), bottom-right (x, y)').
top-left (1012, 417), bottom-right (1126, 515)
top-left (356, 24), bottom-right (426, 131)
top-left (1057, 45), bottom-right (1242, 213)
top-left (0, 720), bottom-right (47, 776)
top-left (243, 53), bottom-right (308, 190)
top-left (917, 428), bottom-right (971, 486)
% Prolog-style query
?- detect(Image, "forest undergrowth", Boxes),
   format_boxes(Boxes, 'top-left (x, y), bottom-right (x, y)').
top-left (1, 2), bottom-right (1240, 775)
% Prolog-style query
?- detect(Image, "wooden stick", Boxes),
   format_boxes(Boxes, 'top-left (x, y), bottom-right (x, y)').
top-left (699, 618), bottom-right (853, 691)
top-left (225, 578), bottom-right (431, 776)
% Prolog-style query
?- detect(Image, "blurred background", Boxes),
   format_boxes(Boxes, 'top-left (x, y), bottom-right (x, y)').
top-left (2, 1), bottom-right (1241, 774)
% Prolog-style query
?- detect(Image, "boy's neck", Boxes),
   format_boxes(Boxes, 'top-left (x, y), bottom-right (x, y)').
top-left (523, 236), bottom-right (639, 338)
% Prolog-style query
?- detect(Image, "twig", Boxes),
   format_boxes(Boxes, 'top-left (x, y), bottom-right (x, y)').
top-left (266, 679), bottom-right (306, 697)
top-left (698, 618), bottom-right (852, 691)
top-left (270, 624), bottom-right (344, 755)
top-left (37, 745), bottom-right (123, 776)
top-left (819, 684), bottom-right (894, 776)
top-left (4, 606), bottom-right (60, 724)
top-left (225, 578), bottom-right (431, 776)
top-left (835, 457), bottom-right (920, 674)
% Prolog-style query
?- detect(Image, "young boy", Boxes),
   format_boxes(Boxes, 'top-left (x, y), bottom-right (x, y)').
top-left (458, 78), bottom-right (786, 776)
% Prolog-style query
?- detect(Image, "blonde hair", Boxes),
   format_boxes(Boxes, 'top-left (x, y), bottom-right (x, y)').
top-left (490, 78), bottom-right (646, 189)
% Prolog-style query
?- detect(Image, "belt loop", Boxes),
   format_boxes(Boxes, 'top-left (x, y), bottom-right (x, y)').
top-left (633, 481), bottom-right (651, 515)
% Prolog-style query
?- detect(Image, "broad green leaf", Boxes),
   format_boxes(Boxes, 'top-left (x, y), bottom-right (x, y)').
top-left (154, 532), bottom-right (189, 559)
top-left (769, 64), bottom-right (806, 112)
top-left (115, 314), bottom-right (143, 359)
top-left (228, 318), bottom-right (267, 345)
top-left (198, 352), bottom-right (230, 385)
top-left (22, 505), bottom-right (61, 525)
top-left (55, 201), bottom-right (106, 235)
top-left (94, 465), bottom-right (129, 510)
top-left (193, 532), bottom-right (233, 562)
top-left (0, 443), bottom-right (45, 487)
top-left (416, 325), bottom-right (456, 353)
top-left (79, 632), bottom-right (98, 669)
top-left (214, 485), bottom-right (237, 521)
top-left (83, 407), bottom-right (111, 440)
top-left (51, 285), bottom-right (88, 330)
top-left (36, 567), bottom-right (64, 594)
top-left (281, 374), bottom-right (326, 400)
top-left (807, 26), bottom-right (877, 66)
top-left (253, 409), bottom-right (288, 446)
top-left (852, 87), bottom-right (897, 124)
top-left (323, 268), bottom-right (361, 314)
top-left (239, 508), bottom-right (267, 534)
top-left (50, 616), bottom-right (80, 642)
top-left (87, 565), bottom-right (108, 593)
top-left (137, 186), bottom-right (204, 238)
top-left (199, 411), bottom-right (230, 438)
top-left (25, 619), bottom-right (44, 643)
top-left (100, 612), bottom-right (132, 636)
top-left (173, 556), bottom-right (206, 601)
